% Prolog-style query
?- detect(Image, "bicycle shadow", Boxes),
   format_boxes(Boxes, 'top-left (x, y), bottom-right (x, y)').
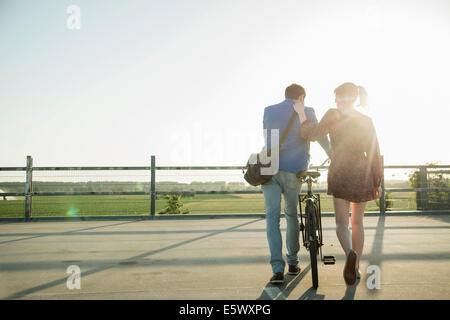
top-left (257, 264), bottom-right (312, 300)
top-left (298, 287), bottom-right (325, 300)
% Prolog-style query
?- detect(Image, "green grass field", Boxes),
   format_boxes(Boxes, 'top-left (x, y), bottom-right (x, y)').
top-left (0, 192), bottom-right (417, 218)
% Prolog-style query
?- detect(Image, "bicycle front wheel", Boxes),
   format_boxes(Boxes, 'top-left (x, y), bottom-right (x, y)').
top-left (306, 199), bottom-right (319, 289)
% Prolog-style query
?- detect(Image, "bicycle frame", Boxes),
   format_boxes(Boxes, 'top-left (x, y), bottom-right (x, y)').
top-left (297, 161), bottom-right (336, 288)
top-left (299, 176), bottom-right (324, 260)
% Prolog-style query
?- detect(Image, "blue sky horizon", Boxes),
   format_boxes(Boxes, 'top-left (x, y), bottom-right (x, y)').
top-left (1, 0), bottom-right (450, 172)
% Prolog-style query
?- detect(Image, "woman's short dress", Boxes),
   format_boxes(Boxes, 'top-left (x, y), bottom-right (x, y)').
top-left (301, 108), bottom-right (383, 203)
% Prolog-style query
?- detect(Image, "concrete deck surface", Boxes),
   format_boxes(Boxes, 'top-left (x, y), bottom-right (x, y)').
top-left (0, 214), bottom-right (449, 300)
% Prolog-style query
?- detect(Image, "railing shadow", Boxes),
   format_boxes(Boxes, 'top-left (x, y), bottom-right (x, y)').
top-left (5, 218), bottom-right (264, 299)
top-left (0, 220), bottom-right (138, 245)
top-left (426, 214), bottom-right (450, 224)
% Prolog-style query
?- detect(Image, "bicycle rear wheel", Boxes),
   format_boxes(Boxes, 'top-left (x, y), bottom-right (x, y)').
top-left (306, 199), bottom-right (319, 289)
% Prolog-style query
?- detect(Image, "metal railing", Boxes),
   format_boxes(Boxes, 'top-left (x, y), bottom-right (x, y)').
top-left (0, 155), bottom-right (449, 219)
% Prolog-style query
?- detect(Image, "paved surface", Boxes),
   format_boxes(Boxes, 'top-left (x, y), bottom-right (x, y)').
top-left (0, 215), bottom-right (449, 300)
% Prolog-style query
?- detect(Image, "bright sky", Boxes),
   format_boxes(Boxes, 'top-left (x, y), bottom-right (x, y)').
top-left (1, 0), bottom-right (449, 175)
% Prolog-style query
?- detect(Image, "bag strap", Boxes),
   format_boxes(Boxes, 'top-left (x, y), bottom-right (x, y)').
top-left (280, 111), bottom-right (297, 146)
top-left (267, 111), bottom-right (297, 156)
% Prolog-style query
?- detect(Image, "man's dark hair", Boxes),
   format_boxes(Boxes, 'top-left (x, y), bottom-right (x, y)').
top-left (285, 83), bottom-right (305, 100)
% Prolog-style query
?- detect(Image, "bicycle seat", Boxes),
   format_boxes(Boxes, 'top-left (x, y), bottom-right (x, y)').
top-left (302, 171), bottom-right (321, 179)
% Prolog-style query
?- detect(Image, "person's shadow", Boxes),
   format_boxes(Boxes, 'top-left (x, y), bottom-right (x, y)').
top-left (257, 264), bottom-right (362, 300)
top-left (341, 277), bottom-right (361, 300)
top-left (257, 264), bottom-right (323, 300)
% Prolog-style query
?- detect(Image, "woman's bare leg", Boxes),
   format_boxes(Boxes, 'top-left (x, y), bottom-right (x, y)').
top-left (333, 197), bottom-right (351, 255)
top-left (350, 201), bottom-right (367, 270)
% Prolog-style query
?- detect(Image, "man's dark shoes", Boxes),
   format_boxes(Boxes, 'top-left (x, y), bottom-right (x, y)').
top-left (288, 264), bottom-right (301, 275)
top-left (270, 272), bottom-right (284, 284)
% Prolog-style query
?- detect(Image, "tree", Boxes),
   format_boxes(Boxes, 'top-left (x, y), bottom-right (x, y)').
top-left (409, 162), bottom-right (450, 210)
top-left (158, 194), bottom-right (190, 214)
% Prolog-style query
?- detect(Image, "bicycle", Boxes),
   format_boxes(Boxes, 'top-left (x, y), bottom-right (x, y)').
top-left (298, 160), bottom-right (335, 289)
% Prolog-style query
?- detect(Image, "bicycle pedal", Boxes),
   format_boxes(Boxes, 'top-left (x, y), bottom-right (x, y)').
top-left (323, 256), bottom-right (335, 265)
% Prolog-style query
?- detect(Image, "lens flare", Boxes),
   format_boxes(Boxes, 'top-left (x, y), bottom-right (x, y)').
top-left (67, 207), bottom-right (80, 216)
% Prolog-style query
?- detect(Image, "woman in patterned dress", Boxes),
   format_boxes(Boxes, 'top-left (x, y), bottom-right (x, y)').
top-left (294, 82), bottom-right (383, 285)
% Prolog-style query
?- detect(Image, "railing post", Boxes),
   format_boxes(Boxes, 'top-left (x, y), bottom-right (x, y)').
top-left (150, 155), bottom-right (156, 217)
top-left (419, 166), bottom-right (428, 211)
top-left (380, 155), bottom-right (386, 215)
top-left (25, 155), bottom-right (33, 220)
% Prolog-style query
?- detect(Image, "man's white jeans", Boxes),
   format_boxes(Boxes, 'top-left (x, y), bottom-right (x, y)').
top-left (261, 170), bottom-right (302, 274)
